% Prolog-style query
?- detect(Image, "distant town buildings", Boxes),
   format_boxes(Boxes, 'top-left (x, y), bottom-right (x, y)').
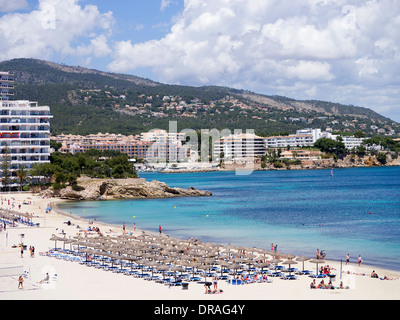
top-left (54, 127), bottom-right (366, 165)
top-left (53, 130), bottom-right (191, 163)
top-left (265, 128), bottom-right (364, 150)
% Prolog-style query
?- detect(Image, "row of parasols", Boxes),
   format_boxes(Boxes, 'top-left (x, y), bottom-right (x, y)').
top-left (49, 231), bottom-right (326, 280)
top-left (0, 209), bottom-right (37, 226)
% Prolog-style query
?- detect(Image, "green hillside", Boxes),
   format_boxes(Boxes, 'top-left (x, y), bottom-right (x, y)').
top-left (1, 58), bottom-right (398, 137)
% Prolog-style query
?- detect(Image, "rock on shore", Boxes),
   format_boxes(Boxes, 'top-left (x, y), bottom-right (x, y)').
top-left (55, 178), bottom-right (212, 201)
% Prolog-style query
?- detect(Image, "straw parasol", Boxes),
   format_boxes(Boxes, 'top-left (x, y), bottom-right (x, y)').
top-left (170, 265), bottom-right (184, 281)
top-left (282, 259), bottom-right (298, 275)
top-left (270, 257), bottom-right (283, 270)
top-left (49, 234), bottom-right (64, 250)
top-left (255, 262), bottom-right (270, 273)
top-left (230, 263), bottom-right (242, 277)
top-left (296, 253), bottom-right (310, 272)
top-left (157, 264), bottom-right (169, 280)
top-left (309, 258), bottom-right (325, 275)
top-left (198, 264), bottom-right (214, 283)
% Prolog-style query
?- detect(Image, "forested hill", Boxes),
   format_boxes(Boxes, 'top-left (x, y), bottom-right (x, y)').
top-left (0, 58), bottom-right (398, 137)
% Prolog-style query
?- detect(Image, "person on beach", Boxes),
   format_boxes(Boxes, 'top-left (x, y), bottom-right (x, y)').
top-left (371, 270), bottom-right (378, 278)
top-left (358, 255), bottom-right (363, 266)
top-left (20, 244), bottom-right (24, 258)
top-left (123, 223), bottom-right (126, 233)
top-left (346, 253), bottom-right (350, 265)
top-left (271, 243), bottom-right (274, 253)
top-left (213, 276), bottom-right (218, 291)
top-left (18, 275), bottom-right (23, 289)
top-left (159, 225), bottom-right (162, 235)
top-left (204, 282), bottom-right (212, 294)
top-left (327, 280), bottom-right (334, 289)
top-left (39, 273), bottom-right (50, 284)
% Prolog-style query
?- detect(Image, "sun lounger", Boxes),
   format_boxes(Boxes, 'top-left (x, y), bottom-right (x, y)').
top-left (189, 276), bottom-right (202, 282)
top-left (310, 273), bottom-right (327, 278)
top-left (281, 274), bottom-right (299, 280)
top-left (300, 270), bottom-right (312, 275)
top-left (228, 279), bottom-right (242, 285)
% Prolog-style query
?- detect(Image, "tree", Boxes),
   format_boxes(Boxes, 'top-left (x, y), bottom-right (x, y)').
top-left (363, 136), bottom-right (400, 152)
top-left (30, 163), bottom-right (58, 183)
top-left (50, 140), bottom-right (62, 151)
top-left (314, 138), bottom-right (346, 156)
top-left (1, 144), bottom-right (12, 191)
top-left (16, 165), bottom-right (28, 192)
top-left (377, 152), bottom-right (387, 165)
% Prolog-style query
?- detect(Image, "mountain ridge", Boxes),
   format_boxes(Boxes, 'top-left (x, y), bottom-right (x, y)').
top-left (0, 58), bottom-right (398, 137)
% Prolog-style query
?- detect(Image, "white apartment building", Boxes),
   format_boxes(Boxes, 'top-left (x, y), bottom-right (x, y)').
top-left (340, 135), bottom-right (364, 150)
top-left (0, 71), bottom-right (14, 101)
top-left (265, 133), bottom-right (314, 148)
top-left (140, 129), bottom-right (190, 163)
top-left (213, 133), bottom-right (266, 161)
top-left (0, 72), bottom-right (53, 189)
top-left (265, 128), bottom-right (364, 150)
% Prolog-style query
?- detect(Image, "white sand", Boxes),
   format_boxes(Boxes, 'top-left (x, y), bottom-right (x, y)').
top-left (1, 192), bottom-right (400, 300)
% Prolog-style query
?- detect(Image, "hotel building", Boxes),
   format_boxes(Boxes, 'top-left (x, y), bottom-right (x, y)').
top-left (0, 71), bottom-right (14, 101)
top-left (213, 133), bottom-right (266, 161)
top-left (0, 72), bottom-right (53, 189)
top-left (54, 130), bottom-right (191, 163)
top-left (54, 133), bottom-right (153, 160)
top-left (265, 128), bottom-right (364, 150)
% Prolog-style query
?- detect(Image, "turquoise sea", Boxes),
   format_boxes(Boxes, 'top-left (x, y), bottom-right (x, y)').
top-left (58, 167), bottom-right (400, 271)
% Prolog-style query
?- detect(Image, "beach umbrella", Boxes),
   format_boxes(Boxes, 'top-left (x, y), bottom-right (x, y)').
top-left (122, 255), bottom-right (137, 271)
top-left (49, 235), bottom-right (63, 250)
top-left (282, 259), bottom-right (298, 275)
top-left (142, 259), bottom-right (157, 277)
top-left (270, 258), bottom-right (283, 271)
top-left (215, 260), bottom-right (229, 277)
top-left (170, 265), bottom-right (184, 281)
top-left (296, 254), bottom-right (310, 272)
top-left (137, 259), bottom-right (153, 275)
top-left (185, 261), bottom-right (200, 278)
top-left (255, 262), bottom-right (270, 273)
top-left (230, 263), bottom-right (242, 277)
top-left (309, 259), bottom-right (325, 276)
top-left (199, 264), bottom-right (214, 283)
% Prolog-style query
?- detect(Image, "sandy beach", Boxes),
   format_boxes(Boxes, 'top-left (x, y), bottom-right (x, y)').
top-left (1, 191), bottom-right (400, 301)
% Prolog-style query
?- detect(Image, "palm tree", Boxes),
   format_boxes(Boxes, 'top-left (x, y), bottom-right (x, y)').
top-left (1, 144), bottom-right (12, 191)
top-left (16, 165), bottom-right (28, 192)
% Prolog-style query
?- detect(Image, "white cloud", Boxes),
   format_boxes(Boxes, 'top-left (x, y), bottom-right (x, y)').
top-left (160, 0), bottom-right (173, 11)
top-left (108, 0), bottom-right (400, 121)
top-left (0, 0), bottom-right (114, 64)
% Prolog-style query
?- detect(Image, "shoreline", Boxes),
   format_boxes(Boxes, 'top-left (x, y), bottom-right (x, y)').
top-left (54, 198), bottom-right (400, 274)
top-left (1, 192), bottom-right (400, 300)
top-left (151, 163), bottom-right (400, 174)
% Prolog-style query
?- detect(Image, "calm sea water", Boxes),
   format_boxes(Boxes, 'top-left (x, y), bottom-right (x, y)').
top-left (58, 167), bottom-right (400, 271)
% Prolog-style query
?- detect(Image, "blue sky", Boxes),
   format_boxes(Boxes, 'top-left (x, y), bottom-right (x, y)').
top-left (1, 0), bottom-right (400, 123)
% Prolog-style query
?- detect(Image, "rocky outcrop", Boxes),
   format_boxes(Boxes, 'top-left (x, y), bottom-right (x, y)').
top-left (55, 178), bottom-right (212, 201)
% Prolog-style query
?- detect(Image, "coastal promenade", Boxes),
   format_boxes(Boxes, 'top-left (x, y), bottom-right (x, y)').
top-left (1, 192), bottom-right (399, 300)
